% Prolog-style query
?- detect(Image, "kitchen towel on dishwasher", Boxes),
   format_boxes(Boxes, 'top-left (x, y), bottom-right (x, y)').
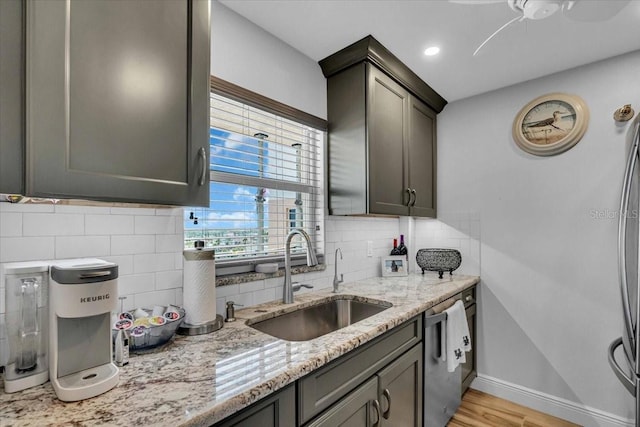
top-left (443, 300), bottom-right (471, 373)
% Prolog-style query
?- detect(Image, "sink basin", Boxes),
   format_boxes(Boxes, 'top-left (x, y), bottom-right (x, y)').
top-left (248, 297), bottom-right (391, 341)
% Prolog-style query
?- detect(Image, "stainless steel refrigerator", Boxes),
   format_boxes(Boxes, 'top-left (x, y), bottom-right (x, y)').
top-left (609, 121), bottom-right (640, 426)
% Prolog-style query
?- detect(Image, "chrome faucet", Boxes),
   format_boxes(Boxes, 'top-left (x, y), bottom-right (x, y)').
top-left (333, 248), bottom-right (343, 293)
top-left (283, 228), bottom-right (318, 304)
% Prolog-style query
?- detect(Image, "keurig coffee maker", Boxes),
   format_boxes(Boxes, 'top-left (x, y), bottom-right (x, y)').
top-left (49, 259), bottom-right (119, 402)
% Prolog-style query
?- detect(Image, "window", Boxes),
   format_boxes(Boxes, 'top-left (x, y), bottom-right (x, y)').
top-left (185, 78), bottom-right (326, 273)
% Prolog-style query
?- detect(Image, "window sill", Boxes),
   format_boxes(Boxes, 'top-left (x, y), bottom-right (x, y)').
top-left (216, 263), bottom-right (326, 287)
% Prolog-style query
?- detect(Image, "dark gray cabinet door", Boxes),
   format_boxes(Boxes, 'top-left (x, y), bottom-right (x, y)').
top-left (214, 385), bottom-right (295, 427)
top-left (377, 344), bottom-right (423, 427)
top-left (25, 0), bottom-right (210, 206)
top-left (461, 303), bottom-right (476, 392)
top-left (367, 65), bottom-right (410, 216)
top-left (0, 0), bottom-right (24, 195)
top-left (408, 96), bottom-right (437, 217)
top-left (298, 315), bottom-right (422, 424)
top-left (306, 377), bottom-right (380, 427)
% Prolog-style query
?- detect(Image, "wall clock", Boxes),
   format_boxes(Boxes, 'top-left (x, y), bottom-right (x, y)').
top-left (512, 92), bottom-right (589, 156)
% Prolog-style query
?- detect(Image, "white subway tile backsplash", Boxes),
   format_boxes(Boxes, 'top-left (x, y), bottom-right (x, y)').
top-left (0, 203), bottom-right (183, 317)
top-left (175, 288), bottom-right (183, 307)
top-left (86, 214), bottom-right (134, 235)
top-left (133, 253), bottom-right (176, 273)
top-left (56, 236), bottom-right (110, 259)
top-left (24, 213), bottom-right (84, 236)
top-left (134, 215), bottom-right (175, 235)
top-left (216, 298), bottom-right (226, 317)
top-left (101, 255), bottom-right (134, 275)
top-left (1, 204), bottom-right (459, 319)
top-left (0, 237), bottom-right (55, 263)
top-left (118, 273), bottom-right (156, 295)
top-left (155, 270), bottom-right (182, 290)
top-left (111, 235), bottom-right (155, 255)
top-left (156, 234), bottom-right (183, 253)
top-left (253, 288), bottom-right (276, 304)
top-left (216, 284), bottom-right (239, 298)
top-left (226, 292), bottom-right (253, 308)
top-left (239, 280), bottom-right (265, 294)
top-left (0, 212), bottom-right (22, 237)
top-left (264, 277), bottom-right (282, 290)
top-left (175, 253), bottom-right (184, 270)
top-left (326, 231), bottom-right (342, 243)
top-left (414, 212), bottom-right (481, 277)
top-left (133, 289), bottom-right (177, 309)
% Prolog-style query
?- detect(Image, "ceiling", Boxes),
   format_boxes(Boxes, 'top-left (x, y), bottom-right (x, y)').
top-left (219, 0), bottom-right (640, 102)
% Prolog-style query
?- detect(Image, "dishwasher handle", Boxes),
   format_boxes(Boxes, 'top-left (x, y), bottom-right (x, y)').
top-left (425, 311), bottom-right (448, 361)
top-left (425, 311), bottom-right (447, 328)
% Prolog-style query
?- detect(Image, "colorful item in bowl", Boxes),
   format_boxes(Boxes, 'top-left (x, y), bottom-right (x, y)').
top-left (112, 306), bottom-right (185, 353)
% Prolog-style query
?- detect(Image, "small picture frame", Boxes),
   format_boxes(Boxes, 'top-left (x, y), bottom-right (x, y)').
top-left (381, 256), bottom-right (408, 277)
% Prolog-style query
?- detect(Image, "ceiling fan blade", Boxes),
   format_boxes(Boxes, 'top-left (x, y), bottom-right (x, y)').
top-left (473, 15), bottom-right (524, 56)
top-left (563, 0), bottom-right (630, 22)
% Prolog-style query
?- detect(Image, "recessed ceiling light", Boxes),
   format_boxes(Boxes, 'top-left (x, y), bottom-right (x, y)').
top-left (424, 46), bottom-right (440, 56)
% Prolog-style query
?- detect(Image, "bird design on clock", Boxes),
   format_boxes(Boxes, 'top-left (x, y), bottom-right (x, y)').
top-left (522, 101), bottom-right (576, 145)
top-left (513, 93), bottom-right (589, 156)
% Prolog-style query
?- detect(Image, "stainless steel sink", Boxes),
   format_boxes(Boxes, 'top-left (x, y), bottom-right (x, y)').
top-left (248, 297), bottom-right (391, 341)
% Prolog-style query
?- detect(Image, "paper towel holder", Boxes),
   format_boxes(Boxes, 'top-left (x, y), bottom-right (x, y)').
top-left (177, 242), bottom-right (224, 336)
top-left (177, 314), bottom-right (224, 335)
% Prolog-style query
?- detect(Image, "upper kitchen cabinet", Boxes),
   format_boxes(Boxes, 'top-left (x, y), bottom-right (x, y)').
top-left (3, 0), bottom-right (211, 206)
top-left (0, 0), bottom-right (25, 195)
top-left (320, 35), bottom-right (445, 217)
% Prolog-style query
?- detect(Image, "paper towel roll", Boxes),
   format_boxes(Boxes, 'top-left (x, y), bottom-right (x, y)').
top-left (182, 248), bottom-right (216, 325)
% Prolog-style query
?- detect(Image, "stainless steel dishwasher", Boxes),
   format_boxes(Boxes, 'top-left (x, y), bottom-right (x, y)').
top-left (424, 293), bottom-right (462, 427)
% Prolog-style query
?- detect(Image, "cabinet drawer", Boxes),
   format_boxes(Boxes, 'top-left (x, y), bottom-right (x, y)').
top-left (462, 286), bottom-right (475, 309)
top-left (298, 315), bottom-right (422, 424)
top-left (305, 377), bottom-right (379, 427)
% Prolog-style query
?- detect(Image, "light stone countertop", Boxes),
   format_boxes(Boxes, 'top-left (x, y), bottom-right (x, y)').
top-left (0, 273), bottom-right (479, 426)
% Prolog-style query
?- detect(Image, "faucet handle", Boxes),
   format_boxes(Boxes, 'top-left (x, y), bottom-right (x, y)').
top-left (292, 283), bottom-right (314, 293)
top-left (339, 273), bottom-right (344, 283)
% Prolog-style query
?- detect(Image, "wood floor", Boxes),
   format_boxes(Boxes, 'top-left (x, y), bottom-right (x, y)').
top-left (448, 389), bottom-right (581, 427)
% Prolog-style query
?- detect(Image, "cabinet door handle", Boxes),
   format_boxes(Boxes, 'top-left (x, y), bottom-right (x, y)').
top-left (382, 388), bottom-right (391, 419)
top-left (372, 399), bottom-right (382, 427)
top-left (405, 187), bottom-right (412, 206)
top-left (198, 147), bottom-right (207, 186)
top-left (410, 189), bottom-right (417, 207)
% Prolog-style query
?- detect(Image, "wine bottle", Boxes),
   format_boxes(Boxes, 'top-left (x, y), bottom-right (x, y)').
top-left (390, 238), bottom-right (401, 255)
top-left (398, 234), bottom-right (408, 259)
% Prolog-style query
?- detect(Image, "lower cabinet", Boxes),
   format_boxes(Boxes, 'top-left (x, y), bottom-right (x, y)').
top-left (377, 344), bottom-right (423, 427)
top-left (213, 384), bottom-right (296, 427)
top-left (307, 344), bottom-right (423, 427)
top-left (215, 315), bottom-right (424, 427)
top-left (461, 287), bottom-right (477, 392)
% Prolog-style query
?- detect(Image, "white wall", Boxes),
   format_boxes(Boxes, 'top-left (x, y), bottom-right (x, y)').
top-left (211, 1), bottom-right (327, 120)
top-left (434, 50), bottom-right (640, 424)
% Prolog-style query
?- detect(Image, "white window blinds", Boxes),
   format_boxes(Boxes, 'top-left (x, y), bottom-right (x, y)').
top-left (185, 92), bottom-right (325, 263)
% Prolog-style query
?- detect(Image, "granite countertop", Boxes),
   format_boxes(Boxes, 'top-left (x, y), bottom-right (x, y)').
top-left (0, 273), bottom-right (479, 426)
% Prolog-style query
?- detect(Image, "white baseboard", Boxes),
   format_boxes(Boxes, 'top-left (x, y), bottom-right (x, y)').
top-left (471, 374), bottom-right (634, 427)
